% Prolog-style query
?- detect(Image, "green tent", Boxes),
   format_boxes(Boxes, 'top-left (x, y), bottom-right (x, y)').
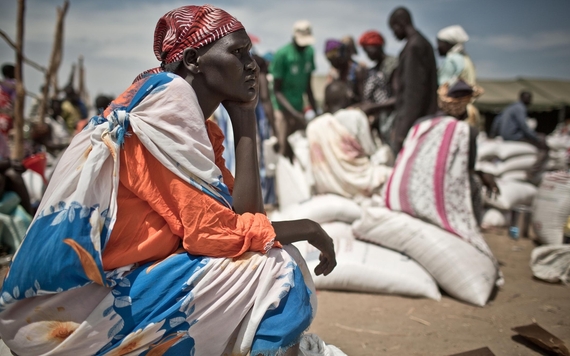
top-left (475, 78), bottom-right (570, 114)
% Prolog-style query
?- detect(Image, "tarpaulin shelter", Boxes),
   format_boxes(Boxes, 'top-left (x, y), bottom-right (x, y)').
top-left (475, 78), bottom-right (570, 114)
top-left (475, 78), bottom-right (570, 134)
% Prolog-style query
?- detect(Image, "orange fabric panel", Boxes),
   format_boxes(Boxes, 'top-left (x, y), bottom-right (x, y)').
top-left (102, 121), bottom-right (278, 270)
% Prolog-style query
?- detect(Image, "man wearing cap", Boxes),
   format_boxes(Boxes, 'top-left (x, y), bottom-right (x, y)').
top-left (388, 7), bottom-right (438, 155)
top-left (270, 20), bottom-right (318, 160)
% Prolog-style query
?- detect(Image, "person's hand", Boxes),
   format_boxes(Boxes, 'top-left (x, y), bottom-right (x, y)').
top-left (0, 158), bottom-right (11, 172)
top-left (11, 160), bottom-right (27, 174)
top-left (222, 92), bottom-right (259, 114)
top-left (307, 224), bottom-right (336, 276)
top-left (293, 111), bottom-right (307, 129)
top-left (480, 172), bottom-right (500, 199)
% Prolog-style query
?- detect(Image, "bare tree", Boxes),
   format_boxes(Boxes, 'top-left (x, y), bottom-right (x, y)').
top-left (0, 29), bottom-right (46, 73)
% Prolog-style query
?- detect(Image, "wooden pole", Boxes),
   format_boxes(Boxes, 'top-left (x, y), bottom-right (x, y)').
top-left (78, 55), bottom-right (84, 99)
top-left (78, 55), bottom-right (88, 110)
top-left (36, 0), bottom-right (69, 124)
top-left (0, 29), bottom-right (46, 73)
top-left (12, 0), bottom-right (26, 160)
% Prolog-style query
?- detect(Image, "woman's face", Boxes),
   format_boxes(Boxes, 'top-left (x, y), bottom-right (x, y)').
top-left (196, 29), bottom-right (258, 103)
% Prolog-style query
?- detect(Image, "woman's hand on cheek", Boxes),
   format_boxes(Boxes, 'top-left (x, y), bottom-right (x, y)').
top-left (222, 74), bottom-right (260, 114)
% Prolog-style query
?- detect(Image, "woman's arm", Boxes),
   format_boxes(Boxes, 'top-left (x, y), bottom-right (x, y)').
top-left (273, 219), bottom-right (336, 276)
top-left (223, 103), bottom-right (265, 214)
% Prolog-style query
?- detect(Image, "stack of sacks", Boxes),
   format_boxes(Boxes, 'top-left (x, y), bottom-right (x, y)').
top-left (270, 193), bottom-right (442, 300)
top-left (275, 155), bottom-right (312, 210)
top-left (476, 136), bottom-right (538, 229)
top-left (546, 134), bottom-right (570, 171)
top-left (353, 207), bottom-right (501, 307)
top-left (272, 124), bottom-right (444, 300)
top-left (274, 131), bottom-right (314, 210)
top-left (292, 221), bottom-right (441, 300)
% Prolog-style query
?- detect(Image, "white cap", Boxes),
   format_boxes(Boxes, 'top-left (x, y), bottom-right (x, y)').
top-left (293, 20), bottom-right (315, 47)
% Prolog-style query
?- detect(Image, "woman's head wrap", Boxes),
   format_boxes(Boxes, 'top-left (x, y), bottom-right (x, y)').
top-left (358, 30), bottom-right (385, 47)
top-left (134, 5), bottom-right (244, 83)
top-left (438, 80), bottom-right (483, 118)
top-left (324, 39), bottom-right (347, 60)
top-left (437, 25), bottom-right (469, 45)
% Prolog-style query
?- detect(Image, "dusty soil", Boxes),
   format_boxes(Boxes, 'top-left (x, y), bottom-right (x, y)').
top-left (308, 229), bottom-right (570, 356)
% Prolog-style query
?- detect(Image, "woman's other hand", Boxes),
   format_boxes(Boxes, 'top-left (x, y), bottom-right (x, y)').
top-left (272, 219), bottom-right (337, 276)
top-left (307, 224), bottom-right (336, 276)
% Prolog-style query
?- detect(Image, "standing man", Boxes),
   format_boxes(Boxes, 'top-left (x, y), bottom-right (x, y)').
top-left (270, 20), bottom-right (318, 160)
top-left (388, 7), bottom-right (438, 155)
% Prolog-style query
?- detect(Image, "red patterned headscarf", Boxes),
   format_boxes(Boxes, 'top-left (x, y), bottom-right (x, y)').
top-left (358, 30), bottom-right (385, 47)
top-left (134, 5), bottom-right (244, 83)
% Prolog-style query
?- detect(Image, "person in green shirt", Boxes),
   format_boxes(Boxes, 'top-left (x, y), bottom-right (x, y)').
top-left (270, 20), bottom-right (318, 160)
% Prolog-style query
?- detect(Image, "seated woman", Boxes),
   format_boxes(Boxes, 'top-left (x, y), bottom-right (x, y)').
top-left (307, 80), bottom-right (392, 198)
top-left (0, 5), bottom-right (336, 355)
top-left (384, 80), bottom-right (498, 255)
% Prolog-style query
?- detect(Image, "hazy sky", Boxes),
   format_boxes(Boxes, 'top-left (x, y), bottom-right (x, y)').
top-left (1, 0), bottom-right (569, 107)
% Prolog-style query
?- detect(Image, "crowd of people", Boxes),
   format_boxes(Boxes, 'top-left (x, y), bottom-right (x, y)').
top-left (0, 3), bottom-right (561, 355)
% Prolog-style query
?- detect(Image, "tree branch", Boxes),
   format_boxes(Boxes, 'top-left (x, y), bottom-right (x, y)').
top-left (0, 28), bottom-right (46, 73)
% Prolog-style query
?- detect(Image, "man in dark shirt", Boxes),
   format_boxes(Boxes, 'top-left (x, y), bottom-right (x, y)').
top-left (388, 7), bottom-right (438, 155)
top-left (491, 91), bottom-right (549, 185)
top-left (491, 91), bottom-right (538, 141)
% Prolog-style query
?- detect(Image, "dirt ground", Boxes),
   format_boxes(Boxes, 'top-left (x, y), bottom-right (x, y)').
top-left (308, 228), bottom-right (570, 356)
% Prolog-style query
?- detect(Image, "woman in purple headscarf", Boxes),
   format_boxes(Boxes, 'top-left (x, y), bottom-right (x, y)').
top-left (324, 39), bottom-right (368, 106)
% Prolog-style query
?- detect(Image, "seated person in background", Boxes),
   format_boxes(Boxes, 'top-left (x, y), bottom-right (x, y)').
top-left (31, 99), bottom-right (71, 156)
top-left (490, 90), bottom-right (549, 185)
top-left (61, 85), bottom-right (87, 134)
top-left (307, 80), bottom-right (392, 198)
top-left (0, 134), bottom-right (33, 219)
top-left (385, 80), bottom-right (498, 239)
top-left (74, 95), bottom-right (114, 135)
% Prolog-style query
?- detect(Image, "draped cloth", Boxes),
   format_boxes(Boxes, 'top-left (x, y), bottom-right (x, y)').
top-left (384, 117), bottom-right (494, 258)
top-left (307, 109), bottom-right (392, 198)
top-left (0, 72), bottom-right (315, 355)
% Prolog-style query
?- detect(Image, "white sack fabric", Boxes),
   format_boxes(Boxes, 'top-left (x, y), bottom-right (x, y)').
top-left (484, 178), bottom-right (537, 210)
top-left (530, 245), bottom-right (570, 284)
top-left (481, 208), bottom-right (509, 229)
top-left (352, 207), bottom-right (500, 306)
top-left (270, 194), bottom-right (362, 224)
top-left (294, 222), bottom-right (441, 300)
top-left (532, 171), bottom-right (570, 245)
top-left (275, 155), bottom-right (312, 210)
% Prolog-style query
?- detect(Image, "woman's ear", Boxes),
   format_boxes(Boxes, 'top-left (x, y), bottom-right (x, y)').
top-left (182, 48), bottom-right (200, 74)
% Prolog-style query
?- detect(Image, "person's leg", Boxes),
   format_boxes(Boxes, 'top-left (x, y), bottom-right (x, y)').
top-left (274, 110), bottom-right (289, 158)
top-left (524, 135), bottom-right (549, 185)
